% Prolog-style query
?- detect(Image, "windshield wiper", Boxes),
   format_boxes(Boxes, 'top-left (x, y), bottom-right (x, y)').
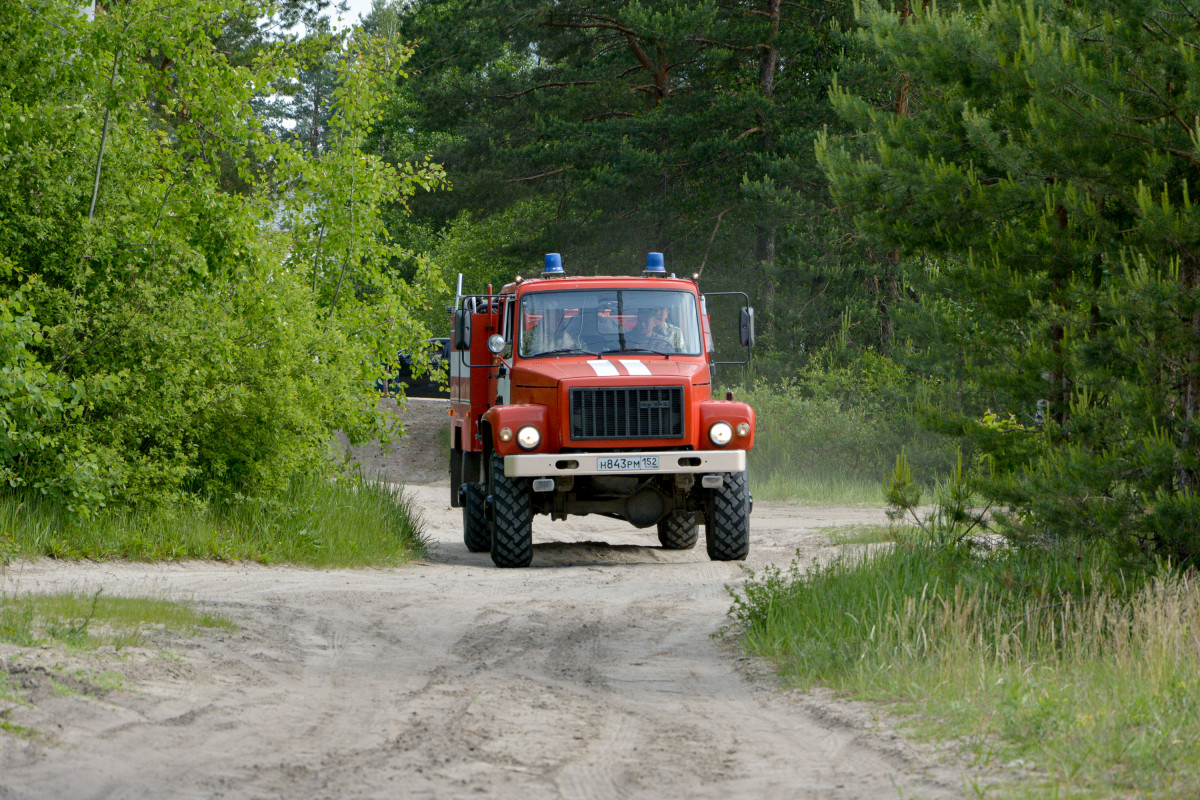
top-left (533, 347), bottom-right (600, 358)
top-left (600, 346), bottom-right (670, 356)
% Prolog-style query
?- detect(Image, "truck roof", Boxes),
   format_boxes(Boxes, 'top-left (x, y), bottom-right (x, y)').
top-left (500, 274), bottom-right (699, 294)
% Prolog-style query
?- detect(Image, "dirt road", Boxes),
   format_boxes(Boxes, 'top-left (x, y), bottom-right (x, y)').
top-left (0, 400), bottom-right (977, 799)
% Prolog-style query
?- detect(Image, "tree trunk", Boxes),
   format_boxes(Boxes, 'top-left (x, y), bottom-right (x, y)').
top-left (1182, 256), bottom-right (1200, 492)
top-left (310, 90), bottom-right (321, 158)
top-left (1048, 204), bottom-right (1073, 425)
top-left (877, 251), bottom-right (900, 349)
top-left (756, 227), bottom-right (776, 342)
top-left (755, 0), bottom-right (781, 343)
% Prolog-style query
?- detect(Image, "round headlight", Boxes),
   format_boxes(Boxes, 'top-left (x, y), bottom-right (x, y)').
top-left (499, 427), bottom-right (513, 442)
top-left (709, 421), bottom-right (733, 447)
top-left (736, 422), bottom-right (751, 438)
top-left (516, 425), bottom-right (541, 450)
top-left (487, 334), bottom-right (507, 354)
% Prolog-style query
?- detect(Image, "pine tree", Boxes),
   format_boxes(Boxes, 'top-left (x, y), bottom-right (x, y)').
top-left (818, 0), bottom-right (1200, 562)
top-left (368, 0), bottom-right (890, 356)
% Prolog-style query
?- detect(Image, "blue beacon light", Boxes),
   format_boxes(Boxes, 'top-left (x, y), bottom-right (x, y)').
top-left (644, 252), bottom-right (666, 276)
top-left (543, 253), bottom-right (564, 277)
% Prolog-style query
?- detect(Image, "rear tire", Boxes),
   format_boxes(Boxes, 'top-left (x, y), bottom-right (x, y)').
top-left (704, 470), bottom-right (750, 561)
top-left (462, 481), bottom-right (490, 553)
top-left (489, 451), bottom-right (533, 568)
top-left (657, 512), bottom-right (698, 549)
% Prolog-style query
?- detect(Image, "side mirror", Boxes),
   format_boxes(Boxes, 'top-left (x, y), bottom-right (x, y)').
top-left (739, 307), bottom-right (755, 348)
top-left (453, 309), bottom-right (472, 351)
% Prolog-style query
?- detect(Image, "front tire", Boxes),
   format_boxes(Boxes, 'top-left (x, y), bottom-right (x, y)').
top-left (462, 481), bottom-right (490, 552)
top-left (657, 512), bottom-right (698, 549)
top-left (489, 451), bottom-right (533, 568)
top-left (704, 470), bottom-right (750, 561)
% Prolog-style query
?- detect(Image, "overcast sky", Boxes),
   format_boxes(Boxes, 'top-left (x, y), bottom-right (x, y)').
top-left (334, 0), bottom-right (376, 29)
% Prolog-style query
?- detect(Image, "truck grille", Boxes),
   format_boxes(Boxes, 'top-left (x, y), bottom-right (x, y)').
top-left (569, 386), bottom-right (684, 440)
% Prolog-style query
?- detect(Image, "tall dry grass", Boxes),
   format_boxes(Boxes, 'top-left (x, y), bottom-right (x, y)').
top-left (732, 544), bottom-right (1200, 798)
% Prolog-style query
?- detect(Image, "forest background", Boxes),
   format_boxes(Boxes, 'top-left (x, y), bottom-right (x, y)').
top-left (5, 3), bottom-right (1200, 793)
top-left (2, 0), bottom-right (1199, 569)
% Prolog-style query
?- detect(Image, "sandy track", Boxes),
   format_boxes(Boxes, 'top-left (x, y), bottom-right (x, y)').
top-left (0, 401), bottom-right (979, 799)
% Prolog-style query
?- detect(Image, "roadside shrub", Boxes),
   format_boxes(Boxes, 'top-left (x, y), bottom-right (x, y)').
top-left (0, 2), bottom-right (442, 513)
top-left (736, 349), bottom-right (956, 490)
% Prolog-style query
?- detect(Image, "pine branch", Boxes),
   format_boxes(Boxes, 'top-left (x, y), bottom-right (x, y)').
top-left (1112, 131), bottom-right (1200, 169)
top-left (690, 36), bottom-right (757, 52)
top-left (1122, 68), bottom-right (1196, 135)
top-left (581, 111), bottom-right (635, 122)
top-left (541, 15), bottom-right (636, 37)
top-left (542, 13), bottom-right (670, 98)
top-left (490, 81), bottom-right (597, 100)
top-left (696, 209), bottom-right (730, 278)
top-left (505, 168), bottom-right (568, 184)
top-left (733, 126), bottom-right (763, 143)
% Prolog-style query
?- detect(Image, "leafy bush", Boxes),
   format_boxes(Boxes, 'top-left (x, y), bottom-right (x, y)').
top-left (0, 1), bottom-right (443, 512)
top-left (0, 276), bottom-right (91, 504)
top-left (737, 349), bottom-right (956, 490)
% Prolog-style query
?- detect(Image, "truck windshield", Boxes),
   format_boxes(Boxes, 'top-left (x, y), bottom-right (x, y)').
top-left (518, 289), bottom-right (702, 358)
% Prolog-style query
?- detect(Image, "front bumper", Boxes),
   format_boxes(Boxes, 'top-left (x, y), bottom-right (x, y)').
top-left (503, 449), bottom-right (746, 478)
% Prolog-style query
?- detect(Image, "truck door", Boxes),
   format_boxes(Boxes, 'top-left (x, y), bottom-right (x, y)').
top-left (497, 296), bottom-right (514, 404)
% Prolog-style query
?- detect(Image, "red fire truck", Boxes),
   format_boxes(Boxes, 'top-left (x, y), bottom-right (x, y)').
top-left (449, 253), bottom-right (756, 568)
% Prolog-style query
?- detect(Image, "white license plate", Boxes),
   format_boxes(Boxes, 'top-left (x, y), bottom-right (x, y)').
top-left (596, 455), bottom-right (660, 472)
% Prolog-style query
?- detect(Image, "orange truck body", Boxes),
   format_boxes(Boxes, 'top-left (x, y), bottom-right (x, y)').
top-left (449, 255), bottom-right (756, 567)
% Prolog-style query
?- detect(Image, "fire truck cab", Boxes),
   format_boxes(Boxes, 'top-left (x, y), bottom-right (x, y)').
top-left (449, 253), bottom-right (756, 568)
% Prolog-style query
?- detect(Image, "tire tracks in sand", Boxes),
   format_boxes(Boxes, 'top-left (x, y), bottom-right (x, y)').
top-left (0, 400), bottom-right (991, 799)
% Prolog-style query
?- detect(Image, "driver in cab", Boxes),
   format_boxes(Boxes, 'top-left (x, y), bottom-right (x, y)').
top-left (523, 306), bottom-right (580, 355)
top-left (629, 305), bottom-right (684, 352)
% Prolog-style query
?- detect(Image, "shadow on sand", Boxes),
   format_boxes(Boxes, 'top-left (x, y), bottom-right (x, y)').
top-left (433, 539), bottom-right (706, 568)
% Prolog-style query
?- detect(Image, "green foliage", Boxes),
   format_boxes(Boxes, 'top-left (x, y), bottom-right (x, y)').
top-left (0, 1), bottom-right (444, 512)
top-left (731, 545), bottom-right (1200, 798)
top-left (819, 523), bottom-right (894, 545)
top-left (0, 474), bottom-right (426, 566)
top-left (1, 590), bottom-right (232, 651)
top-left (0, 276), bottom-right (86, 500)
top-left (370, 0), bottom-right (892, 356)
top-left (411, 197), bottom-right (560, 333)
top-left (819, 0), bottom-right (1200, 562)
top-left (881, 448), bottom-right (920, 522)
top-left (738, 349), bottom-right (957, 492)
top-left (885, 448), bottom-right (989, 547)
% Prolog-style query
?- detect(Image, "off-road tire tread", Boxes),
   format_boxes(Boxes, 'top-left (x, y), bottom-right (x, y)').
top-left (705, 470), bottom-right (750, 561)
top-left (462, 481), bottom-right (490, 552)
top-left (490, 452), bottom-right (533, 568)
top-left (657, 512), bottom-right (698, 549)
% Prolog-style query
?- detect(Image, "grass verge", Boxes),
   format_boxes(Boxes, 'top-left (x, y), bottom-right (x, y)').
top-left (0, 474), bottom-right (426, 567)
top-left (749, 468), bottom-right (885, 505)
top-left (1, 591), bottom-right (234, 650)
top-left (730, 541), bottom-right (1200, 798)
top-left (817, 523), bottom-right (894, 546)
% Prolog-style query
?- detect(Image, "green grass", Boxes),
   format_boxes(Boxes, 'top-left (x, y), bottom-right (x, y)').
top-left (0, 716), bottom-right (38, 739)
top-left (1, 591), bottom-right (235, 650)
top-left (730, 541), bottom-right (1200, 799)
top-left (750, 468), bottom-right (888, 505)
top-left (0, 591), bottom-right (232, 740)
top-left (818, 523), bottom-right (894, 545)
top-left (0, 474), bottom-right (426, 567)
top-left (0, 671), bottom-right (16, 704)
